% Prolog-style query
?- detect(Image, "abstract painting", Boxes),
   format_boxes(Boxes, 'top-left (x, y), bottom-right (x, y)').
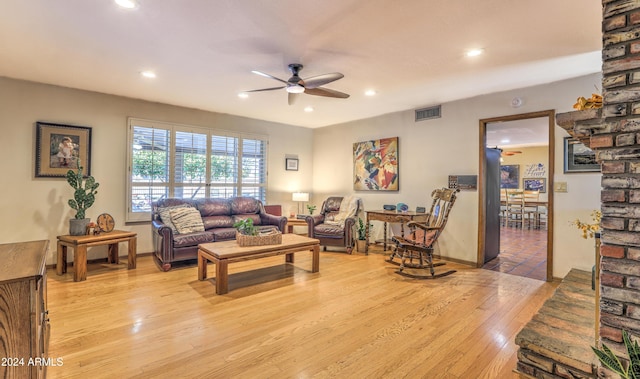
top-left (353, 137), bottom-right (398, 191)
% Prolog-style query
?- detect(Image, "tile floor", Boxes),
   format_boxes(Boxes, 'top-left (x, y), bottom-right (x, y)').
top-left (482, 224), bottom-right (548, 281)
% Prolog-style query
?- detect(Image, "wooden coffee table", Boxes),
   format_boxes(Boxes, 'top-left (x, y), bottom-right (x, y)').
top-left (198, 234), bottom-right (320, 294)
top-left (57, 230), bottom-right (137, 282)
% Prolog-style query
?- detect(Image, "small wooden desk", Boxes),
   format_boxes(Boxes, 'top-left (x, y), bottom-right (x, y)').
top-left (286, 218), bottom-right (308, 234)
top-left (198, 234), bottom-right (320, 295)
top-left (365, 210), bottom-right (428, 254)
top-left (57, 230), bottom-right (137, 282)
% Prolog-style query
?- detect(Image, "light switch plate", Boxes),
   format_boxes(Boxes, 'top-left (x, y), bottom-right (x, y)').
top-left (554, 182), bottom-right (568, 192)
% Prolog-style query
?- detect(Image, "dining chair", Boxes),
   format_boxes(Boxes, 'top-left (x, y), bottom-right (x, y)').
top-left (523, 190), bottom-right (541, 228)
top-left (505, 189), bottom-right (525, 228)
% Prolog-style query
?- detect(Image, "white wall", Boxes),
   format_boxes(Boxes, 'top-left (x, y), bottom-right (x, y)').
top-left (0, 77), bottom-right (314, 264)
top-left (311, 73), bottom-right (603, 278)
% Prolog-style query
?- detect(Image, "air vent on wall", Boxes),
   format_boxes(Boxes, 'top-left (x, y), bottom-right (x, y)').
top-left (415, 105), bottom-right (441, 122)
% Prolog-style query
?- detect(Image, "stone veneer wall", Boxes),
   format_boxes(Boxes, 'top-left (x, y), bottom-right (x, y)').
top-left (559, 1), bottom-right (640, 372)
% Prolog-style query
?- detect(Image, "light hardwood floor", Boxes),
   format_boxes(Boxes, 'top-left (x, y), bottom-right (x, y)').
top-left (46, 246), bottom-right (557, 378)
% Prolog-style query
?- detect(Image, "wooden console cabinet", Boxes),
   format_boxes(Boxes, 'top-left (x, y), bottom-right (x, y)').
top-left (0, 240), bottom-right (49, 379)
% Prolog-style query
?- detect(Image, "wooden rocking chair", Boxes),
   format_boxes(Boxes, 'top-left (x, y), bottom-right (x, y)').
top-left (388, 187), bottom-right (460, 279)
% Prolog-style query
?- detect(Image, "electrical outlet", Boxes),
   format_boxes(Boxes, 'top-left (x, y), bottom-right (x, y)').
top-left (554, 182), bottom-right (568, 192)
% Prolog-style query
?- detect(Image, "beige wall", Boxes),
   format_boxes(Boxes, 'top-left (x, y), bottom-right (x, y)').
top-left (500, 146), bottom-right (549, 202)
top-left (311, 73), bottom-right (603, 278)
top-left (0, 76), bottom-right (313, 264)
top-left (1, 74), bottom-right (603, 278)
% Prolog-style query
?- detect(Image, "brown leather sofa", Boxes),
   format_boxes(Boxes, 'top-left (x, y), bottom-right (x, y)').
top-left (151, 197), bottom-right (287, 271)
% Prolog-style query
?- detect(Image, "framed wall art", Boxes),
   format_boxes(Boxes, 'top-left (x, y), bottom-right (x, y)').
top-left (353, 136), bottom-right (398, 191)
top-left (564, 137), bottom-right (600, 173)
top-left (35, 121), bottom-right (92, 178)
top-left (500, 164), bottom-right (519, 189)
top-left (523, 178), bottom-right (546, 193)
top-left (285, 157), bottom-right (298, 171)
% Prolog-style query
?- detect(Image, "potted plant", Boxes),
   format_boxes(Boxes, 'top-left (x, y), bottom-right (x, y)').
top-left (592, 330), bottom-right (640, 378)
top-left (307, 204), bottom-right (317, 215)
top-left (66, 159), bottom-right (99, 235)
top-left (355, 217), bottom-right (368, 253)
top-left (233, 218), bottom-right (258, 236)
top-left (233, 218), bottom-right (281, 246)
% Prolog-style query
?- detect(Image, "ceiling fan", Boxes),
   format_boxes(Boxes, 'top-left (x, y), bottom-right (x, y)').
top-left (501, 150), bottom-right (522, 157)
top-left (245, 63), bottom-right (350, 105)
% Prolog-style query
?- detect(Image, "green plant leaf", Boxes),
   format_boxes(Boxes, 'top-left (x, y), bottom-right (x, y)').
top-left (592, 344), bottom-right (627, 377)
top-left (623, 331), bottom-right (640, 379)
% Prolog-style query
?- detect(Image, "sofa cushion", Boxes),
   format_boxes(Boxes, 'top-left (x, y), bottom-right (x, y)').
top-left (170, 207), bottom-right (205, 234)
top-left (230, 197), bottom-right (261, 214)
top-left (212, 228), bottom-right (237, 241)
top-left (158, 204), bottom-right (192, 234)
top-left (233, 214), bottom-right (261, 226)
top-left (197, 199), bottom-right (231, 216)
top-left (314, 223), bottom-right (345, 238)
top-left (202, 215), bottom-right (234, 229)
top-left (173, 231), bottom-right (215, 248)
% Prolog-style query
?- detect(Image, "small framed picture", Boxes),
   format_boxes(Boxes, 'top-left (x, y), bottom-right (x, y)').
top-left (35, 121), bottom-right (92, 178)
top-left (285, 158), bottom-right (299, 171)
top-left (523, 178), bottom-right (546, 193)
top-left (564, 137), bottom-right (600, 173)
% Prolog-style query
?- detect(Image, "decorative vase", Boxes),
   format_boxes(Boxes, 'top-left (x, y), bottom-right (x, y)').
top-left (69, 218), bottom-right (90, 236)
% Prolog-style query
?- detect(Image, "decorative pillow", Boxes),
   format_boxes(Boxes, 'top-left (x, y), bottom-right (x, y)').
top-left (157, 204), bottom-right (191, 234)
top-left (170, 207), bottom-right (205, 234)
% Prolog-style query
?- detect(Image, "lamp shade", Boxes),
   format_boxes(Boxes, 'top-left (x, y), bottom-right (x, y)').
top-left (292, 192), bottom-right (309, 202)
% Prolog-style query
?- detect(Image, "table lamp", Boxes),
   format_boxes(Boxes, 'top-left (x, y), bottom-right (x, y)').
top-left (292, 192), bottom-right (309, 215)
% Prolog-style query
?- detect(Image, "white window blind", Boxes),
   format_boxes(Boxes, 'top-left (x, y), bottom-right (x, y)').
top-left (126, 118), bottom-right (268, 222)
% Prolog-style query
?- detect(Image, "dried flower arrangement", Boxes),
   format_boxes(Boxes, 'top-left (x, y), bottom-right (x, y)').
top-left (571, 210), bottom-right (602, 239)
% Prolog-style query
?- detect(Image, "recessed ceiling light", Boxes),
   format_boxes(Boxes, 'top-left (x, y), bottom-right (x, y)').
top-left (238, 92), bottom-right (249, 99)
top-left (115, 0), bottom-right (138, 9)
top-left (365, 89), bottom-right (377, 96)
top-left (140, 71), bottom-right (156, 79)
top-left (500, 139), bottom-right (510, 144)
top-left (465, 48), bottom-right (484, 57)
top-left (304, 106), bottom-right (314, 112)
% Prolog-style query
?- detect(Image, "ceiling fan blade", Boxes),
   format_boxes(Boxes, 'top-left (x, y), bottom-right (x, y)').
top-left (251, 70), bottom-right (289, 85)
top-left (304, 87), bottom-right (350, 99)
top-left (244, 86), bottom-right (286, 93)
top-left (302, 73), bottom-right (344, 89)
top-left (288, 92), bottom-right (300, 106)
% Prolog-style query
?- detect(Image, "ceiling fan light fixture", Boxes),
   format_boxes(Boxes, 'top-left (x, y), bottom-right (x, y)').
top-left (238, 92), bottom-right (249, 99)
top-left (365, 89), bottom-right (377, 96)
top-left (304, 106), bottom-right (314, 112)
top-left (286, 85), bottom-right (305, 94)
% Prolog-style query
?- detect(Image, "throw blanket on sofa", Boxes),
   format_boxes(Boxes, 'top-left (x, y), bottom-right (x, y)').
top-left (326, 196), bottom-right (360, 227)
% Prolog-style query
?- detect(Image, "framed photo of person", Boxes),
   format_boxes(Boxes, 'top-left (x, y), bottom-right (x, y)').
top-left (35, 121), bottom-right (92, 178)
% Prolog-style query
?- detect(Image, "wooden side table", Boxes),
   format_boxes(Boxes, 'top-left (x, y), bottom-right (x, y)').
top-left (365, 210), bottom-right (428, 254)
top-left (286, 218), bottom-right (308, 234)
top-left (57, 230), bottom-right (137, 282)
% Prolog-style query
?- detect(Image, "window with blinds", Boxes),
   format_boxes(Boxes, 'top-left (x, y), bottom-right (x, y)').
top-left (126, 118), bottom-right (268, 222)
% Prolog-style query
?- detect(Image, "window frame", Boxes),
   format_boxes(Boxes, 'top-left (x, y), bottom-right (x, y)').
top-left (126, 117), bottom-right (268, 222)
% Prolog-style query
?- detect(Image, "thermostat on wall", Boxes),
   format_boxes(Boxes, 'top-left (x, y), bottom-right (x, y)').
top-left (448, 175), bottom-right (477, 190)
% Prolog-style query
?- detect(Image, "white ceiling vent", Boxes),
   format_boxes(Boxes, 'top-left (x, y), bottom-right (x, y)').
top-left (415, 105), bottom-right (441, 122)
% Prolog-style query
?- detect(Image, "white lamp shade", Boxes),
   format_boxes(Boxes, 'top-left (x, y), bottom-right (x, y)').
top-left (292, 192), bottom-right (309, 202)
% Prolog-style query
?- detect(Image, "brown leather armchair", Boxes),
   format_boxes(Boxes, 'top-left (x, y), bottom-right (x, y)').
top-left (305, 196), bottom-right (362, 254)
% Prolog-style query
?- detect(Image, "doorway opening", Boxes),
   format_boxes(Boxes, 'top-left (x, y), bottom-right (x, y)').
top-left (477, 110), bottom-right (555, 282)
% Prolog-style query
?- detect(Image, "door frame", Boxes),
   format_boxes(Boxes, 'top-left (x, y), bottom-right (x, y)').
top-left (476, 110), bottom-right (555, 281)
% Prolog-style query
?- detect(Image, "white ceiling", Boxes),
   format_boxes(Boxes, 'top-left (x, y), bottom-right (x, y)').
top-left (0, 0), bottom-right (602, 128)
top-left (486, 118), bottom-right (550, 149)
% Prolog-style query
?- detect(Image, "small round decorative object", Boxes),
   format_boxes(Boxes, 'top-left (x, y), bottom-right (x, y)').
top-left (96, 213), bottom-right (115, 233)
